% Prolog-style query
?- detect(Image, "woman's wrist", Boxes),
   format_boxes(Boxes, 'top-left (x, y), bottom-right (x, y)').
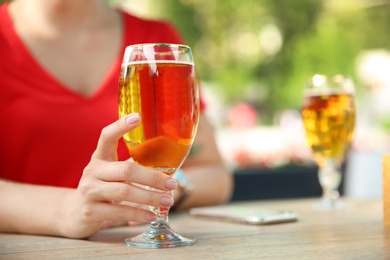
top-left (172, 169), bottom-right (194, 210)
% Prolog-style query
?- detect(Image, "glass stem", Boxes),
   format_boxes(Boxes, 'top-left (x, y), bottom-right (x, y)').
top-left (149, 215), bottom-right (170, 234)
top-left (318, 159), bottom-right (341, 203)
top-left (150, 189), bottom-right (172, 225)
top-left (125, 184), bottom-right (195, 247)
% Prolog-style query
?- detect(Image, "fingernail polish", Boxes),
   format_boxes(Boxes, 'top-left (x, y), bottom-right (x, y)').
top-left (165, 178), bottom-right (178, 189)
top-left (125, 114), bottom-right (140, 125)
top-left (145, 211), bottom-right (157, 222)
top-left (161, 195), bottom-right (174, 206)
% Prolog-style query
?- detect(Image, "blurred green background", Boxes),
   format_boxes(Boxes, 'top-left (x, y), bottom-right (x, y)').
top-left (3, 0), bottom-right (390, 125)
top-left (109, 0), bottom-right (390, 125)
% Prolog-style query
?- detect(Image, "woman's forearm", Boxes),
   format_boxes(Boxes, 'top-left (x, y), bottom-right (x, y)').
top-left (0, 180), bottom-right (72, 236)
top-left (0, 115), bottom-right (179, 238)
top-left (173, 115), bottom-right (234, 210)
top-left (176, 165), bottom-right (233, 210)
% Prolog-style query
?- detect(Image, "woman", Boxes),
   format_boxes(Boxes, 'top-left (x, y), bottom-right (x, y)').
top-left (0, 0), bottom-right (232, 238)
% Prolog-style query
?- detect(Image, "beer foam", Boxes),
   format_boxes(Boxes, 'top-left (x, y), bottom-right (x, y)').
top-left (122, 60), bottom-right (194, 67)
top-left (304, 87), bottom-right (354, 96)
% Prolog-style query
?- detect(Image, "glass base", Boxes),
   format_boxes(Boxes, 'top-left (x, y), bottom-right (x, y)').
top-left (124, 221), bottom-right (196, 249)
top-left (313, 198), bottom-right (346, 211)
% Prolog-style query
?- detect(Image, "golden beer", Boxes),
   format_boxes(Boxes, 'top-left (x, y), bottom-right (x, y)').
top-left (118, 61), bottom-right (199, 176)
top-left (119, 43), bottom-right (198, 248)
top-left (301, 92), bottom-right (355, 167)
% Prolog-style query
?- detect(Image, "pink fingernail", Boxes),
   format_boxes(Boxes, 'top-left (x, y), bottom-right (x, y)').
top-left (165, 178), bottom-right (178, 189)
top-left (145, 212), bottom-right (157, 222)
top-left (161, 195), bottom-right (174, 206)
top-left (125, 114), bottom-right (140, 125)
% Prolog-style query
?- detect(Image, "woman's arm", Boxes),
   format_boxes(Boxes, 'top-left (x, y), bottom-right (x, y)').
top-left (0, 114), bottom-right (178, 238)
top-left (174, 114), bottom-right (234, 210)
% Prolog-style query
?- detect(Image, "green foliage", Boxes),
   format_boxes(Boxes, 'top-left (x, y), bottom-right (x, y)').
top-left (9, 0), bottom-right (390, 124)
top-left (158, 0), bottom-right (390, 124)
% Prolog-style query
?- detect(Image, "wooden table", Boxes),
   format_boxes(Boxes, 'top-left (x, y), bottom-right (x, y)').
top-left (1, 198), bottom-right (390, 259)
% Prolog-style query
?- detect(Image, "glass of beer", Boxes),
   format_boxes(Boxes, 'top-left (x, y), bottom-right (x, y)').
top-left (118, 43), bottom-right (199, 248)
top-left (301, 74), bottom-right (355, 210)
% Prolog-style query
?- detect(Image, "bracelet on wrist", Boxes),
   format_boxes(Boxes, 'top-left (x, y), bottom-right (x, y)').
top-left (172, 169), bottom-right (194, 209)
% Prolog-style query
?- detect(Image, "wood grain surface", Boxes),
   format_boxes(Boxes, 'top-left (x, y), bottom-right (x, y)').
top-left (1, 198), bottom-right (389, 260)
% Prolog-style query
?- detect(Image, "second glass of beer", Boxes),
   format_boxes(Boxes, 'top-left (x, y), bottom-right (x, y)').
top-left (301, 74), bottom-right (356, 210)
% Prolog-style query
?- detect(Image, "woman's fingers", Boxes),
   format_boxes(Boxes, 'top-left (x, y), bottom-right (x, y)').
top-left (92, 113), bottom-right (140, 161)
top-left (81, 202), bottom-right (158, 225)
top-left (96, 161), bottom-right (178, 191)
top-left (89, 112), bottom-right (177, 191)
top-left (84, 181), bottom-right (175, 208)
top-left (77, 113), bottom-right (179, 229)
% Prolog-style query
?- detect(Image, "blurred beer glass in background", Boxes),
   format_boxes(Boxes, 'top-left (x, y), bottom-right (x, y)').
top-left (301, 74), bottom-right (356, 210)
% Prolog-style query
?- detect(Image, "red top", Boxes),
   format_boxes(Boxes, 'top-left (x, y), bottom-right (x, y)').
top-left (0, 3), bottom-right (204, 188)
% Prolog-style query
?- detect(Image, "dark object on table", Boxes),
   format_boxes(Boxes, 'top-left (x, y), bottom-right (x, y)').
top-left (231, 164), bottom-right (345, 201)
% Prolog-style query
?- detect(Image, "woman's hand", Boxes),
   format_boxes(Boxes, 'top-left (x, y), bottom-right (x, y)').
top-left (60, 113), bottom-right (178, 238)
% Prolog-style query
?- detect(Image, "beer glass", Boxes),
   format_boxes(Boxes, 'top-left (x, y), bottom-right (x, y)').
top-left (301, 74), bottom-right (355, 210)
top-left (118, 43), bottom-right (199, 248)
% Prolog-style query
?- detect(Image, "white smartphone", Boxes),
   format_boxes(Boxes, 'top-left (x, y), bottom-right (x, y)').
top-left (189, 204), bottom-right (298, 225)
